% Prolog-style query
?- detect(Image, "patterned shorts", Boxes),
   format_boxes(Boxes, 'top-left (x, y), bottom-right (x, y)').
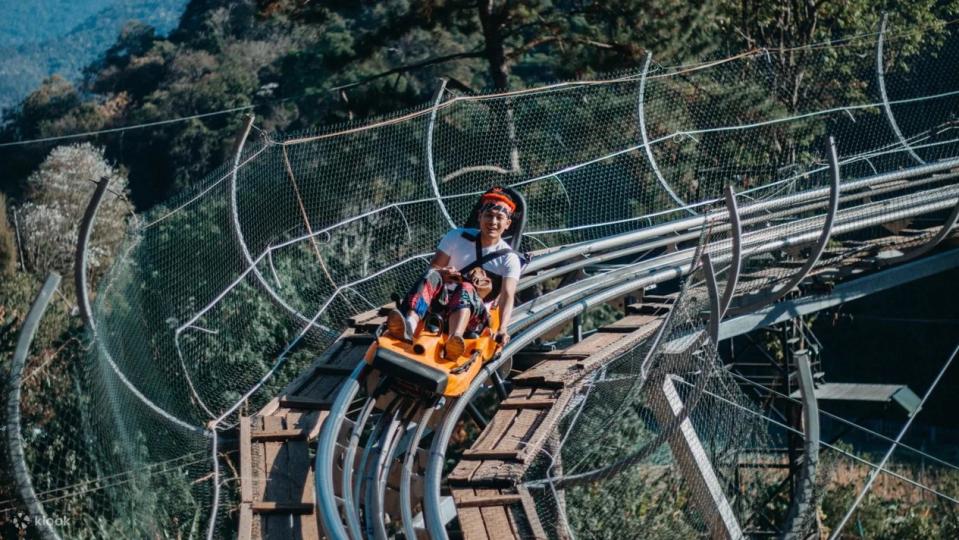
top-left (402, 269), bottom-right (490, 334)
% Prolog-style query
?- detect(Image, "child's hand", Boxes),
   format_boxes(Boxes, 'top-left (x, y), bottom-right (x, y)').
top-left (438, 266), bottom-right (461, 282)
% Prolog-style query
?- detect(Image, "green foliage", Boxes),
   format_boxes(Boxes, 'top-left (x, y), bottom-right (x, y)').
top-left (0, 194), bottom-right (17, 276)
top-left (2, 3), bottom-right (959, 538)
top-left (818, 455), bottom-right (959, 539)
top-left (2, 0), bottom-right (957, 212)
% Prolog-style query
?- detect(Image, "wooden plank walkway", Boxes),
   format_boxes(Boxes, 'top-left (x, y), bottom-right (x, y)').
top-left (448, 309), bottom-right (669, 539)
top-left (231, 222), bottom-right (957, 540)
top-left (238, 331), bottom-right (373, 540)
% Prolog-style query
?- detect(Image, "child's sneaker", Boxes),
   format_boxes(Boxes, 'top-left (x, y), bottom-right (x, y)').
top-left (445, 335), bottom-right (466, 359)
top-left (386, 309), bottom-right (413, 342)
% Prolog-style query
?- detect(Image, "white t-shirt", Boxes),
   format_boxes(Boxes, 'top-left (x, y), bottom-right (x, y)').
top-left (437, 227), bottom-right (522, 280)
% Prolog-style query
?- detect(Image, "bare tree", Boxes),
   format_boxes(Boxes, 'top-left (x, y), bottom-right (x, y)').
top-left (18, 143), bottom-right (132, 283)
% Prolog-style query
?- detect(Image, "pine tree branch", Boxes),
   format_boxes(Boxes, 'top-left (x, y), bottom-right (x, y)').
top-left (330, 49), bottom-right (485, 92)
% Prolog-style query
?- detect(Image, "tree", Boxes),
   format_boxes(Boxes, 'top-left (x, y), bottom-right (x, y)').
top-left (17, 143), bottom-right (131, 283)
top-left (266, 0), bottom-right (722, 130)
top-left (0, 193), bottom-right (17, 276)
top-left (717, 0), bottom-right (959, 110)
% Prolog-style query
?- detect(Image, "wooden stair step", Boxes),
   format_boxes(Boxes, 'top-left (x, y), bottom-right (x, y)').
top-left (640, 294), bottom-right (676, 304)
top-left (461, 449), bottom-right (523, 461)
top-left (454, 494), bottom-right (523, 508)
top-left (599, 314), bottom-right (660, 333)
top-left (279, 395), bottom-right (334, 410)
top-left (497, 398), bottom-right (556, 410)
top-left (597, 325), bottom-right (645, 333)
top-left (626, 302), bottom-right (672, 315)
top-left (250, 502), bottom-right (315, 514)
top-left (250, 428), bottom-right (308, 441)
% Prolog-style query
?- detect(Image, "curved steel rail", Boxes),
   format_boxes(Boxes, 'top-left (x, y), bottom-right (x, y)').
top-left (876, 14), bottom-right (924, 165)
top-left (879, 196), bottom-right (959, 266)
top-left (702, 253), bottom-right (722, 345)
top-left (726, 137), bottom-right (843, 316)
top-left (427, 78), bottom-right (457, 228)
top-left (637, 51), bottom-right (697, 216)
top-left (423, 262), bottom-right (703, 538)
top-left (362, 398), bottom-right (404, 539)
top-left (400, 405), bottom-right (436, 540)
top-left (718, 185), bottom-right (742, 317)
top-left (75, 177), bottom-right (110, 335)
top-left (6, 273), bottom-right (63, 540)
top-left (525, 156), bottom-right (959, 274)
top-left (315, 163), bottom-right (959, 539)
top-left (514, 180), bottom-right (959, 343)
top-left (372, 402), bottom-right (420, 540)
top-left (75, 177), bottom-right (207, 435)
top-left (228, 114), bottom-right (330, 333)
top-left (343, 395), bottom-right (379, 539)
top-left (421, 182), bottom-right (958, 537)
top-left (519, 245), bottom-right (721, 492)
top-left (316, 362), bottom-right (367, 540)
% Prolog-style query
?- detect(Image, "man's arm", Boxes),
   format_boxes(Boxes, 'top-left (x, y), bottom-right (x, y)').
top-left (495, 276), bottom-right (518, 345)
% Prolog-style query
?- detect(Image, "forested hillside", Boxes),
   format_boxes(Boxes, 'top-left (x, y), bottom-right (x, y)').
top-left (0, 0), bottom-right (187, 115)
top-left (2, 1), bottom-right (959, 537)
top-left (3, 0), bottom-right (956, 208)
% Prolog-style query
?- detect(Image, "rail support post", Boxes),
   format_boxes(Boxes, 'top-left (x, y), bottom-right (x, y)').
top-left (780, 349), bottom-right (821, 539)
top-left (490, 370), bottom-right (510, 401)
top-left (465, 401), bottom-right (489, 429)
top-left (648, 374), bottom-right (743, 539)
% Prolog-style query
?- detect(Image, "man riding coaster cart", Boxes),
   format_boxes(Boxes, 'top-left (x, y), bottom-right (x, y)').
top-left (367, 187), bottom-right (528, 398)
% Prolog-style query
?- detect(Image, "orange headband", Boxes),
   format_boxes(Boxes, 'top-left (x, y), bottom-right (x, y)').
top-left (480, 192), bottom-right (516, 212)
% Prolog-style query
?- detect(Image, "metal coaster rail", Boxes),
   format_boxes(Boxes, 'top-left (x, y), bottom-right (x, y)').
top-left (312, 155), bottom-right (959, 539)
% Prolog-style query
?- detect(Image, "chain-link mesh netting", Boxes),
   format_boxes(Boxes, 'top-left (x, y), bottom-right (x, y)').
top-left (4, 20), bottom-right (959, 538)
top-left (516, 226), bottom-right (776, 538)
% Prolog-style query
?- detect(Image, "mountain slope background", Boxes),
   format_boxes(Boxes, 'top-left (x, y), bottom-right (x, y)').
top-left (1, 2), bottom-right (959, 537)
top-left (0, 0), bottom-right (187, 116)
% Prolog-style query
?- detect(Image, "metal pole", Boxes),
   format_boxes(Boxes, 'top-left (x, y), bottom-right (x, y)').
top-left (830, 345), bottom-right (959, 539)
top-left (465, 401), bottom-right (489, 429)
top-left (780, 348), bottom-right (821, 539)
top-left (6, 273), bottom-right (63, 540)
top-left (876, 14), bottom-right (924, 165)
top-left (718, 185), bottom-right (742, 317)
top-left (637, 51), bottom-right (696, 215)
top-left (226, 114), bottom-right (331, 333)
top-left (75, 177), bottom-right (110, 334)
top-left (12, 205), bottom-right (26, 271)
top-left (879, 196), bottom-right (959, 266)
top-left (426, 78), bottom-right (456, 228)
top-left (316, 363), bottom-right (365, 540)
top-left (702, 253), bottom-right (722, 345)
